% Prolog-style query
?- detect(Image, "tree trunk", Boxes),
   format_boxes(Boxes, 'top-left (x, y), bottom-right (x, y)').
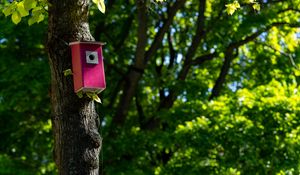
top-left (47, 0), bottom-right (102, 174)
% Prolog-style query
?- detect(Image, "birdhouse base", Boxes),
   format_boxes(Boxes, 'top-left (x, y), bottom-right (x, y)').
top-left (76, 87), bottom-right (104, 94)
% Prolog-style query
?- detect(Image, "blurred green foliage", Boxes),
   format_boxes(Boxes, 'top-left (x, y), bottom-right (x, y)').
top-left (171, 80), bottom-right (300, 174)
top-left (0, 8), bottom-right (54, 174)
top-left (1, 0), bottom-right (300, 174)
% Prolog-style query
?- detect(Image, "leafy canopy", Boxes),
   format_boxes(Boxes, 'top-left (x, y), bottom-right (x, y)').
top-left (0, 0), bottom-right (300, 174)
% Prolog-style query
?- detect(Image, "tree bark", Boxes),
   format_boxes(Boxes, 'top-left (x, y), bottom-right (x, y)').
top-left (47, 0), bottom-right (101, 174)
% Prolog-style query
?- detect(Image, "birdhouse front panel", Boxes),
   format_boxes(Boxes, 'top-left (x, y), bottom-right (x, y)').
top-left (70, 41), bottom-right (106, 93)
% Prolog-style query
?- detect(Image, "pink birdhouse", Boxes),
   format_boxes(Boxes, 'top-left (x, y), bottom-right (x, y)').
top-left (69, 41), bottom-right (106, 93)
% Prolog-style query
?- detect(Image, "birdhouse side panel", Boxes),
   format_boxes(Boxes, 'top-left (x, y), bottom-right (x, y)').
top-left (71, 44), bottom-right (84, 93)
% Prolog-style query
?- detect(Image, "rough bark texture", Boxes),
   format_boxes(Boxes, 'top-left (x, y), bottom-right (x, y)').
top-left (47, 0), bottom-right (101, 174)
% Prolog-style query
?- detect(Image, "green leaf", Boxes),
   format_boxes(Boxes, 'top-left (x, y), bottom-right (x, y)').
top-left (24, 0), bottom-right (37, 11)
top-left (225, 4), bottom-right (236, 15)
top-left (2, 1), bottom-right (17, 17)
top-left (233, 0), bottom-right (240, 8)
top-left (93, 0), bottom-right (106, 14)
top-left (92, 94), bottom-right (102, 103)
top-left (28, 7), bottom-right (45, 25)
top-left (225, 1), bottom-right (240, 15)
top-left (86, 92), bottom-right (102, 103)
top-left (252, 3), bottom-right (260, 11)
top-left (3, 7), bottom-right (13, 17)
top-left (32, 6), bottom-right (43, 12)
top-left (76, 91), bottom-right (83, 98)
top-left (63, 69), bottom-right (73, 76)
top-left (86, 92), bottom-right (93, 99)
top-left (245, 0), bottom-right (255, 3)
top-left (11, 11), bottom-right (21, 24)
top-left (17, 2), bottom-right (29, 17)
top-left (37, 14), bottom-right (45, 23)
top-left (28, 17), bottom-right (35, 26)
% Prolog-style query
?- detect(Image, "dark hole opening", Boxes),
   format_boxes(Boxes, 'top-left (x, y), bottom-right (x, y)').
top-left (89, 54), bottom-right (95, 60)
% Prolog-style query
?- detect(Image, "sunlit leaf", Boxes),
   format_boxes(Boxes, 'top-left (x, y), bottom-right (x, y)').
top-left (32, 6), bottom-right (43, 12)
top-left (225, 1), bottom-right (240, 15)
top-left (93, 0), bottom-right (105, 14)
top-left (63, 69), bottom-right (73, 76)
top-left (17, 2), bottom-right (29, 17)
top-left (233, 0), bottom-right (240, 8)
top-left (37, 14), bottom-right (45, 23)
top-left (92, 94), bottom-right (102, 103)
top-left (28, 17), bottom-right (35, 26)
top-left (252, 3), bottom-right (260, 11)
top-left (246, 0), bottom-right (255, 3)
top-left (24, 0), bottom-right (37, 11)
top-left (3, 7), bottom-right (13, 17)
top-left (11, 11), bottom-right (21, 24)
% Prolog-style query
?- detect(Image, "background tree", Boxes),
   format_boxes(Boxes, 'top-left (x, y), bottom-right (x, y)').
top-left (0, 0), bottom-right (300, 174)
top-left (2, 0), bottom-right (103, 174)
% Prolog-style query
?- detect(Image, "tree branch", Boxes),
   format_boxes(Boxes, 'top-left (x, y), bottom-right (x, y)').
top-left (160, 0), bottom-right (207, 108)
top-left (135, 94), bottom-right (146, 126)
top-left (114, 14), bottom-right (135, 52)
top-left (156, 53), bottom-right (216, 110)
top-left (134, 0), bottom-right (148, 68)
top-left (167, 30), bottom-right (177, 69)
top-left (184, 0), bottom-right (206, 63)
top-left (231, 22), bottom-right (298, 48)
top-left (209, 48), bottom-right (235, 100)
top-left (278, 8), bottom-right (300, 14)
top-left (112, 0), bottom-right (148, 125)
top-left (191, 52), bottom-right (218, 66)
top-left (107, 78), bottom-right (125, 109)
top-left (112, 0), bottom-right (186, 126)
top-left (208, 22), bottom-right (294, 100)
top-left (257, 41), bottom-right (299, 69)
top-left (142, 0), bottom-right (209, 129)
top-left (145, 0), bottom-right (187, 63)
